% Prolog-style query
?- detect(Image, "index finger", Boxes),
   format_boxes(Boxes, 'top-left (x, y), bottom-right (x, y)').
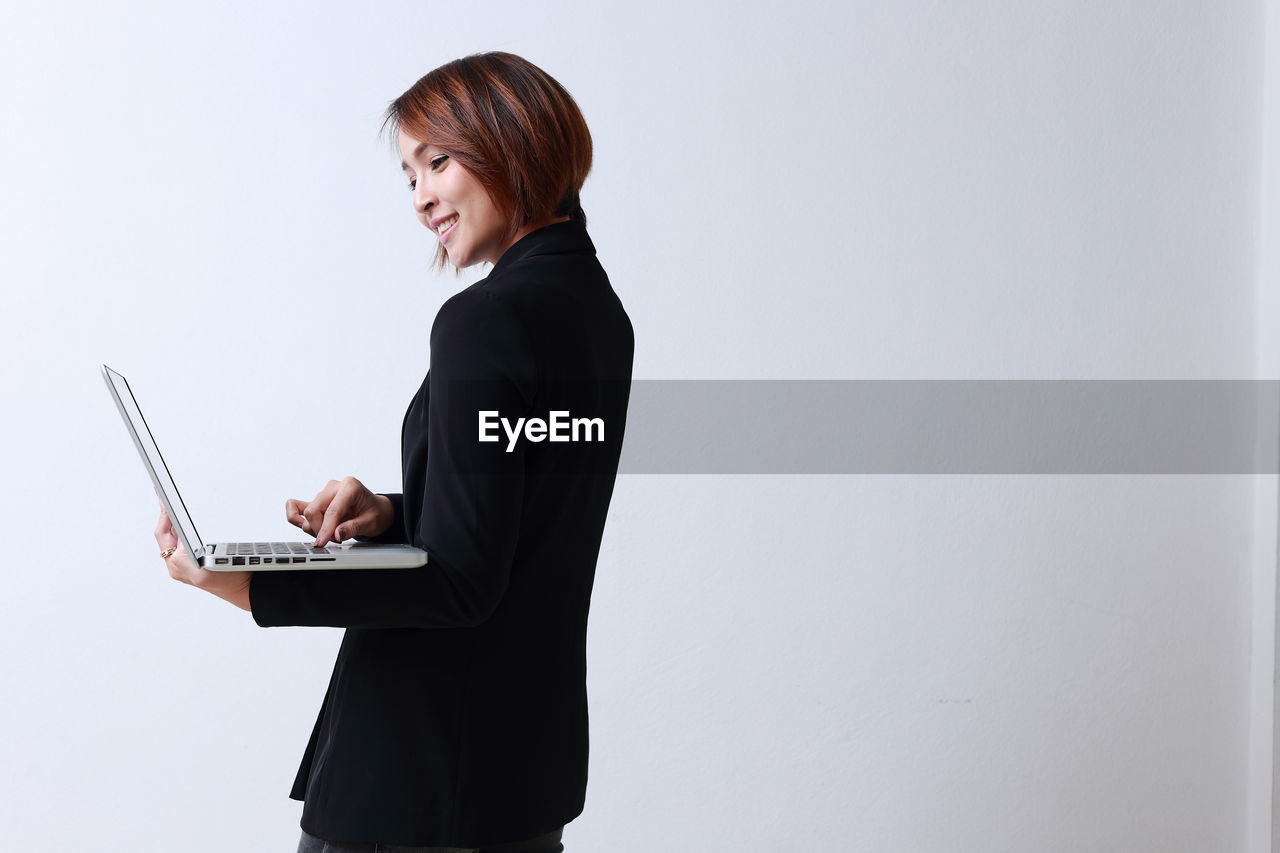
top-left (301, 482), bottom-right (342, 536)
top-left (313, 487), bottom-right (355, 547)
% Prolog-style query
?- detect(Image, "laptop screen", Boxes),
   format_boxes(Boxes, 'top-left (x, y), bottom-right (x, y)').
top-left (102, 365), bottom-right (206, 560)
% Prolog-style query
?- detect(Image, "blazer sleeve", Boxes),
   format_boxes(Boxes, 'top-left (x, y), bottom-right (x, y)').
top-left (249, 290), bottom-right (535, 629)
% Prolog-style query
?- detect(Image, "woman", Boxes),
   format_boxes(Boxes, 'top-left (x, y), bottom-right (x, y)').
top-left (153, 51), bottom-right (634, 852)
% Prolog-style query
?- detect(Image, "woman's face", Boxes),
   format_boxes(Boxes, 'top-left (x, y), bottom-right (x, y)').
top-left (398, 131), bottom-right (525, 269)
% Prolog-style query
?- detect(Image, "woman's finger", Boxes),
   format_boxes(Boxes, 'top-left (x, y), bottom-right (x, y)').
top-left (302, 481), bottom-right (341, 539)
top-left (314, 485), bottom-right (356, 547)
top-left (285, 498), bottom-right (310, 530)
top-left (154, 508), bottom-right (178, 547)
top-left (334, 513), bottom-right (366, 541)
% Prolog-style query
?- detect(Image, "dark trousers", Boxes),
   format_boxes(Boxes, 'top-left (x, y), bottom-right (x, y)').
top-left (296, 826), bottom-right (565, 853)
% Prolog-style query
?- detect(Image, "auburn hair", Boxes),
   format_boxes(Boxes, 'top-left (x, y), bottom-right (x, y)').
top-left (381, 52), bottom-right (593, 273)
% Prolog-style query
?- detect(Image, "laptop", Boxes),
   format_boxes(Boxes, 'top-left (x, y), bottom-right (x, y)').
top-left (102, 364), bottom-right (428, 571)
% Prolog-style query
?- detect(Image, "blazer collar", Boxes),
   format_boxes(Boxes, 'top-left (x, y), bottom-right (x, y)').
top-left (488, 218), bottom-right (596, 279)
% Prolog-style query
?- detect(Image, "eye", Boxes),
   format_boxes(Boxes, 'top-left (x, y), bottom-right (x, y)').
top-left (430, 155), bottom-right (448, 171)
top-left (407, 176), bottom-right (416, 191)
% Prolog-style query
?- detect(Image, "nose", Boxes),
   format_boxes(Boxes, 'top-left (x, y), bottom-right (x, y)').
top-left (413, 178), bottom-right (435, 220)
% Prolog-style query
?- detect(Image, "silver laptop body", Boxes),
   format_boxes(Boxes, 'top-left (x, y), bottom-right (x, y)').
top-left (102, 364), bottom-right (428, 572)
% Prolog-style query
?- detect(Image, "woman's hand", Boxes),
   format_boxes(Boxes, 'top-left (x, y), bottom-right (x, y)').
top-left (286, 476), bottom-right (394, 548)
top-left (154, 502), bottom-right (252, 611)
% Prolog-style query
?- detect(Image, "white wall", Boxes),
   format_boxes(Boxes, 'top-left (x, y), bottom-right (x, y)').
top-left (0, 1), bottom-right (1271, 850)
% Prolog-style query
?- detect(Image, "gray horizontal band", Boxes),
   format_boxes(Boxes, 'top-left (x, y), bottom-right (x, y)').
top-left (617, 380), bottom-right (1280, 474)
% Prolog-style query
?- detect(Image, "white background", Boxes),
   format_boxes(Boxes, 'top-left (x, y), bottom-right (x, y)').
top-left (2, 1), bottom-right (1278, 851)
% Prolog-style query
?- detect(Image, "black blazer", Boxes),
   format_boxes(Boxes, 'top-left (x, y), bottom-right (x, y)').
top-left (249, 218), bottom-right (634, 846)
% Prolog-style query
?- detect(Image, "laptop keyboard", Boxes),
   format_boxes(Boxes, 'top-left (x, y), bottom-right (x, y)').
top-left (224, 542), bottom-right (334, 556)
top-left (212, 542), bottom-right (342, 566)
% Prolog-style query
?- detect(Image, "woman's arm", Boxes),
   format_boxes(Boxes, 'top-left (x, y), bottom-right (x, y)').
top-left (248, 290), bottom-right (535, 629)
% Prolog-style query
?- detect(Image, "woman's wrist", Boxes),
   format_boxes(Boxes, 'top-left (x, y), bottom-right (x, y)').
top-left (199, 570), bottom-right (253, 612)
top-left (372, 493), bottom-right (396, 536)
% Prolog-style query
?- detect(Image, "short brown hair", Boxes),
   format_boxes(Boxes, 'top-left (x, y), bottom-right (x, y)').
top-left (381, 52), bottom-right (593, 273)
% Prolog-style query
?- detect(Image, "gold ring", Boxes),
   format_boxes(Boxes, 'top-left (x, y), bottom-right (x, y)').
top-left (160, 546), bottom-right (177, 559)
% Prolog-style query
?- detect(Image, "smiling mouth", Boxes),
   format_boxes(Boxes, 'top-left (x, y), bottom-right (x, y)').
top-left (437, 215), bottom-right (459, 241)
